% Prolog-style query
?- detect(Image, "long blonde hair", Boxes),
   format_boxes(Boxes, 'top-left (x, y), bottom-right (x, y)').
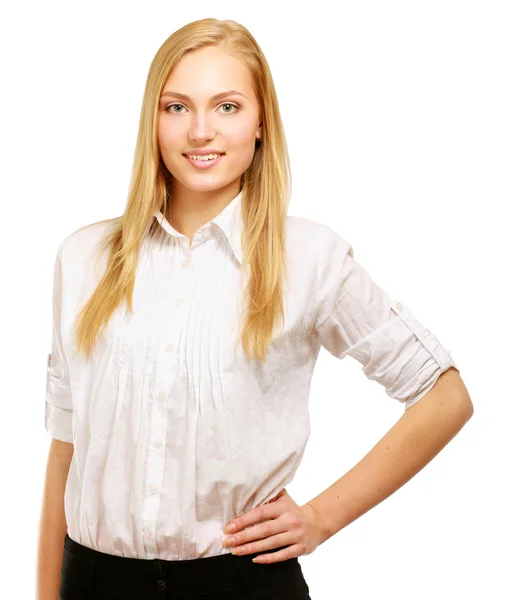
top-left (75, 18), bottom-right (291, 362)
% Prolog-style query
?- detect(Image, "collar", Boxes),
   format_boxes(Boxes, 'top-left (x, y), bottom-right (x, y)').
top-left (153, 190), bottom-right (244, 265)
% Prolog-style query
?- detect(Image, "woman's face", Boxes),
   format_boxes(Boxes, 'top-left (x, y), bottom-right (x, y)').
top-left (157, 46), bottom-right (262, 194)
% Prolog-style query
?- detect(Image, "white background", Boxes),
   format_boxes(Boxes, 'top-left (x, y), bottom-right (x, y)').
top-left (1, 1), bottom-right (503, 598)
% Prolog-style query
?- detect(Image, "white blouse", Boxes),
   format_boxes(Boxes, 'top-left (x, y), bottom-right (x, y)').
top-left (44, 189), bottom-right (458, 560)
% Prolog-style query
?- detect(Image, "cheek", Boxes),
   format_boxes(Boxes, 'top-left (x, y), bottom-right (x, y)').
top-left (158, 123), bottom-right (179, 152)
top-left (225, 124), bottom-right (258, 165)
top-left (228, 120), bottom-right (257, 145)
top-left (157, 127), bottom-right (184, 172)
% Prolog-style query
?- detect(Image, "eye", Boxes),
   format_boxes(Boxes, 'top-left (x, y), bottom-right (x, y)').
top-left (218, 103), bottom-right (239, 114)
top-left (164, 103), bottom-right (187, 114)
top-left (163, 102), bottom-right (239, 114)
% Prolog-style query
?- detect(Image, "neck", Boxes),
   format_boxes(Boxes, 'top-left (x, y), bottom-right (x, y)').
top-left (167, 180), bottom-right (241, 239)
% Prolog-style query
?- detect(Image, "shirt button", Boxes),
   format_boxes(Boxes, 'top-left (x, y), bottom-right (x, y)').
top-left (174, 299), bottom-right (183, 308)
top-left (396, 302), bottom-right (403, 311)
top-left (148, 484), bottom-right (158, 495)
top-left (153, 439), bottom-right (162, 449)
top-left (165, 343), bottom-right (174, 353)
top-left (143, 528), bottom-right (152, 540)
top-left (157, 391), bottom-right (166, 401)
top-left (181, 258), bottom-right (190, 268)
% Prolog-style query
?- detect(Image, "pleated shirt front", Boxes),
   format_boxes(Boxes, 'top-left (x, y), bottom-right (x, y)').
top-left (44, 189), bottom-right (458, 559)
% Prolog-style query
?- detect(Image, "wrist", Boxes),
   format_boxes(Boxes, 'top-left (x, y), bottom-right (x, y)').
top-left (303, 501), bottom-right (331, 546)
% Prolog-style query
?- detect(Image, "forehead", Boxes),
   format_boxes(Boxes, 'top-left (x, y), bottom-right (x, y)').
top-left (162, 47), bottom-right (254, 97)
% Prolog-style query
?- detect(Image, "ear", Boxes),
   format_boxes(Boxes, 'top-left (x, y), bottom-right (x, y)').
top-left (256, 123), bottom-right (262, 140)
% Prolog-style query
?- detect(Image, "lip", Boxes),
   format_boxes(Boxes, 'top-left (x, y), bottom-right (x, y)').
top-left (183, 149), bottom-right (224, 155)
top-left (183, 153), bottom-right (225, 169)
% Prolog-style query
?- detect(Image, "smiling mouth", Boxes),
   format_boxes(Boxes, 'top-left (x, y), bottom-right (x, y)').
top-left (182, 153), bottom-right (225, 169)
top-left (183, 153), bottom-right (224, 160)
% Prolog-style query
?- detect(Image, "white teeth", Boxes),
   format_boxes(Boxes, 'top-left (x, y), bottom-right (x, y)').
top-left (186, 153), bottom-right (221, 161)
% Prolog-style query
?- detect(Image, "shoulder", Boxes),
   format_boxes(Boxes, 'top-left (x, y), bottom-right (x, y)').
top-left (52, 218), bottom-right (121, 302)
top-left (285, 214), bottom-right (354, 265)
top-left (57, 217), bottom-right (120, 265)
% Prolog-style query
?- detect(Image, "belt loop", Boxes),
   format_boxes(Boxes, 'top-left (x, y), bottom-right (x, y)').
top-left (87, 558), bottom-right (98, 598)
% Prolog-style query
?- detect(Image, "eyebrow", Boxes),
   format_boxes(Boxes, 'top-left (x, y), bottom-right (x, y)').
top-left (159, 89), bottom-right (247, 102)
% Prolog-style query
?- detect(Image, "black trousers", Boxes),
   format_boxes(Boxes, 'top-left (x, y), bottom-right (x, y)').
top-left (59, 533), bottom-right (312, 599)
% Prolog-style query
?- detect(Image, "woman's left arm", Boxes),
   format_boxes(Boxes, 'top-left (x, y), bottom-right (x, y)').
top-left (307, 367), bottom-right (474, 545)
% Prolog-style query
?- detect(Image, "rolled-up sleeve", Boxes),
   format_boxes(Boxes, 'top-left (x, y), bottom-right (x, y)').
top-left (313, 227), bottom-right (459, 411)
top-left (45, 244), bottom-right (73, 442)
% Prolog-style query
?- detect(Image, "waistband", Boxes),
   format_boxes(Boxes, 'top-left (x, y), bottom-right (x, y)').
top-left (61, 533), bottom-right (301, 599)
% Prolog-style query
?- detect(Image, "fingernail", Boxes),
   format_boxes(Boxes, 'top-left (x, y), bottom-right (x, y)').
top-left (224, 523), bottom-right (236, 533)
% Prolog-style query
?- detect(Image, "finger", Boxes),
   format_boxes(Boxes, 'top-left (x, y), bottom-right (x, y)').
top-left (233, 532), bottom-right (295, 557)
top-left (225, 502), bottom-right (274, 534)
top-left (252, 544), bottom-right (302, 565)
top-left (268, 488), bottom-right (287, 503)
top-left (224, 517), bottom-right (283, 548)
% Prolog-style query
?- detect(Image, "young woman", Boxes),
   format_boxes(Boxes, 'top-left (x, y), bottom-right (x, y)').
top-left (37, 17), bottom-right (473, 600)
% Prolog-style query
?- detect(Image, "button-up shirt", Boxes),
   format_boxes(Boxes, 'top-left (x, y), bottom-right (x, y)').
top-left (44, 189), bottom-right (458, 559)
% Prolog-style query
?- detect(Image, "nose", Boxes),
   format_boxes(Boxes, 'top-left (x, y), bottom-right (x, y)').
top-left (188, 110), bottom-right (215, 144)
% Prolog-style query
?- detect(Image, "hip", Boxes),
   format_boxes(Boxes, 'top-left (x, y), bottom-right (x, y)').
top-left (59, 533), bottom-right (312, 599)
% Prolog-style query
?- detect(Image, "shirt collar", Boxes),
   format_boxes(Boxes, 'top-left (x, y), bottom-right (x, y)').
top-left (153, 190), bottom-right (244, 265)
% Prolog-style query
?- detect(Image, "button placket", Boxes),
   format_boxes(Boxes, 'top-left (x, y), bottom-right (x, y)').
top-left (142, 381), bottom-right (168, 556)
top-left (141, 245), bottom-right (194, 558)
top-left (201, 225), bottom-right (212, 239)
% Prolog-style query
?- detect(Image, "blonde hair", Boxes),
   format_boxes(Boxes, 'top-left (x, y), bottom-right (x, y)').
top-left (75, 18), bottom-right (291, 362)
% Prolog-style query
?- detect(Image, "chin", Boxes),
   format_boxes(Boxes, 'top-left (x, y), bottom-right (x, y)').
top-left (173, 171), bottom-right (238, 192)
top-left (181, 177), bottom-right (226, 192)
